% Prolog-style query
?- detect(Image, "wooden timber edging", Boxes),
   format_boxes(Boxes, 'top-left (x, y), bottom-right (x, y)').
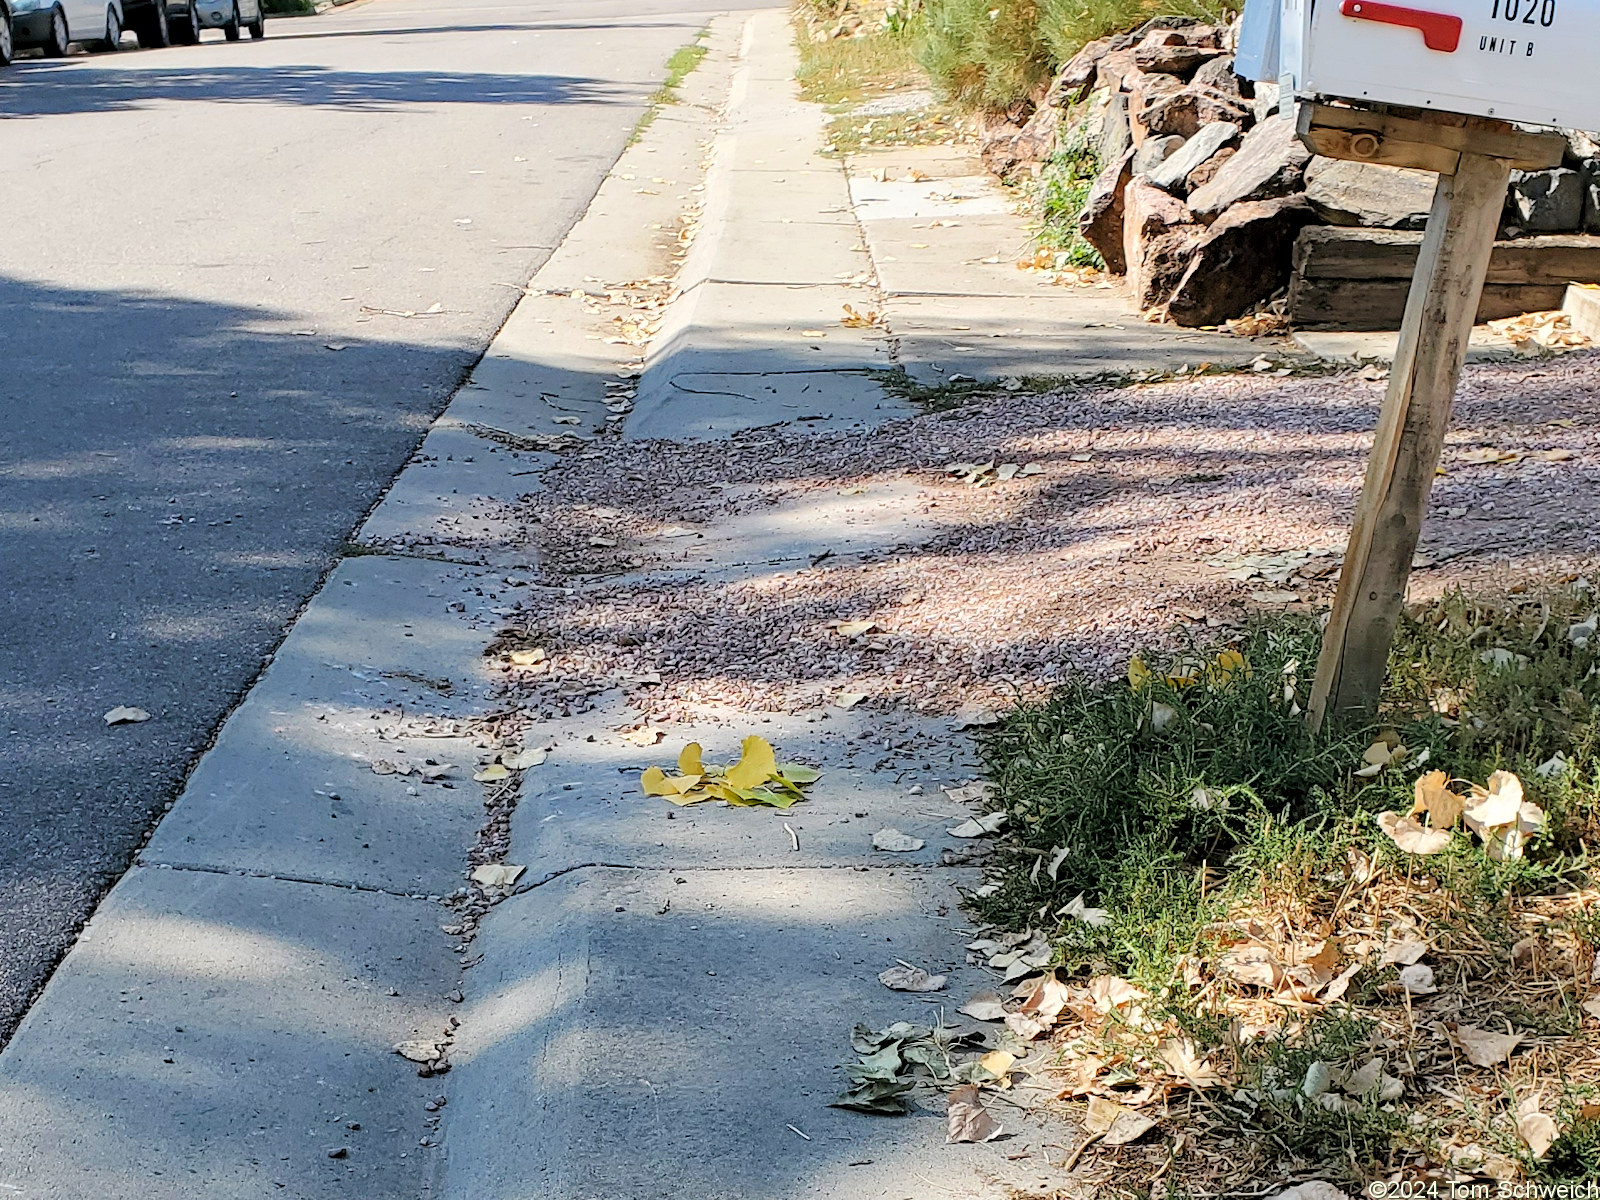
top-left (1287, 228), bottom-right (1600, 330)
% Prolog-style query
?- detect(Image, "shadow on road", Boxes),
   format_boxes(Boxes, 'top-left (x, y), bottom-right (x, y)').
top-left (0, 61), bottom-right (628, 116)
top-left (0, 270), bottom-right (486, 1045)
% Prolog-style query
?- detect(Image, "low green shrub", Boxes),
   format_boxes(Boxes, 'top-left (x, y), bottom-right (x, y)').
top-left (976, 582), bottom-right (1600, 981)
top-left (1035, 110), bottom-right (1103, 265)
top-left (918, 0), bottom-right (1054, 109)
top-left (919, 0), bottom-right (1244, 110)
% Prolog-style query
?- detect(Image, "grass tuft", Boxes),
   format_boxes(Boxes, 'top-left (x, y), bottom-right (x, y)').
top-left (632, 31), bottom-right (710, 143)
top-left (1035, 106), bottom-right (1103, 266)
top-left (972, 578), bottom-right (1600, 1186)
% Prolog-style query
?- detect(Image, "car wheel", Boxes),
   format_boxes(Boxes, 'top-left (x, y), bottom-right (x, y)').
top-left (41, 5), bottom-right (68, 54)
top-left (135, 0), bottom-right (171, 47)
top-left (222, 0), bottom-right (237, 39)
top-left (0, 10), bottom-right (14, 65)
top-left (168, 0), bottom-right (195, 41)
top-left (93, 3), bottom-right (120, 49)
top-left (246, 1), bottom-right (261, 38)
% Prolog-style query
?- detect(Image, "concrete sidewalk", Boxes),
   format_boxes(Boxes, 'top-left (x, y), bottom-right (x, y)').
top-left (0, 10), bottom-right (1183, 1199)
top-left (0, 15), bottom-right (740, 1200)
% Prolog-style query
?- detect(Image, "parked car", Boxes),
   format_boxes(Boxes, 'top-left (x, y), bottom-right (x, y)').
top-left (0, 1), bottom-right (14, 64)
top-left (168, 0), bottom-right (259, 41)
top-left (12, 0), bottom-right (181, 50)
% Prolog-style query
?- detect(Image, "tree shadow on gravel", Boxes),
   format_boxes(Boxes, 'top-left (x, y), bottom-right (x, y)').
top-left (497, 355), bottom-right (1600, 719)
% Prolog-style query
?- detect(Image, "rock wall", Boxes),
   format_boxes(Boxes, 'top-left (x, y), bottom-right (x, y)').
top-left (989, 20), bottom-right (1600, 327)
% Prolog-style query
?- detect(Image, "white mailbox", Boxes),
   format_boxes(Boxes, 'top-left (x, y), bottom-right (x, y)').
top-left (1275, 0), bottom-right (1600, 130)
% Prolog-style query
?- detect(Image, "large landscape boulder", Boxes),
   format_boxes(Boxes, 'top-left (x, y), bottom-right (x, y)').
top-left (1187, 111), bottom-right (1310, 219)
top-left (1125, 69), bottom-right (1187, 144)
top-left (1140, 85), bottom-right (1252, 140)
top-left (1185, 147), bottom-right (1235, 192)
top-left (1131, 16), bottom-right (1222, 46)
top-left (1580, 159), bottom-right (1600, 233)
top-left (1507, 168), bottom-right (1583, 232)
top-left (1252, 80), bottom-right (1281, 123)
top-left (980, 101), bottom-right (1059, 178)
top-left (1048, 36), bottom-right (1115, 107)
top-left (1166, 194), bottom-right (1320, 325)
top-left (1147, 121), bottom-right (1239, 193)
top-left (1096, 47), bottom-right (1139, 93)
top-left (1132, 133), bottom-right (1186, 176)
top-left (1079, 146), bottom-right (1137, 273)
top-left (1122, 178), bottom-right (1197, 308)
top-left (1132, 30), bottom-right (1226, 78)
top-left (1098, 91), bottom-right (1132, 164)
top-left (1190, 54), bottom-right (1244, 98)
top-left (1304, 158), bottom-right (1437, 228)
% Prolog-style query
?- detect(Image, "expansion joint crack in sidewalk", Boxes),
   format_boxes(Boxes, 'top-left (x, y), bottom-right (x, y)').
top-left (133, 859), bottom-right (442, 903)
top-left (505, 859), bottom-right (970, 899)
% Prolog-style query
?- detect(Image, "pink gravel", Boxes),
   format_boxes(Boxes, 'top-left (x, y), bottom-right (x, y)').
top-left (492, 354), bottom-right (1600, 721)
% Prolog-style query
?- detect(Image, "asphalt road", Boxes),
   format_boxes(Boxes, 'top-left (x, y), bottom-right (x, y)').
top-left (0, 0), bottom-right (751, 1043)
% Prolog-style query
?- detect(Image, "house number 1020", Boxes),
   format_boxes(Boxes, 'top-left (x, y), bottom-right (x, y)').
top-left (1490, 0), bottom-right (1556, 26)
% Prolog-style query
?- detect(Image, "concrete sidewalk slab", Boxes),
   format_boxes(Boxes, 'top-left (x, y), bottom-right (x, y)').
top-left (141, 555), bottom-right (508, 894)
top-left (868, 216), bottom-right (1050, 298)
top-left (358, 423), bottom-right (545, 568)
top-left (630, 8), bottom-right (910, 441)
top-left (629, 281), bottom-right (902, 440)
top-left (508, 704), bottom-right (982, 879)
top-left (0, 867), bottom-right (452, 1200)
top-left (846, 144), bottom-right (1298, 383)
top-left (441, 866), bottom-right (1045, 1200)
top-left (891, 291), bottom-right (1273, 383)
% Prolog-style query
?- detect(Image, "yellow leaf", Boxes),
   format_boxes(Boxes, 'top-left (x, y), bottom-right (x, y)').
top-left (665, 773), bottom-right (704, 795)
top-left (641, 766), bottom-right (675, 796)
top-left (678, 742), bottom-right (704, 776)
top-left (1128, 656), bottom-right (1152, 692)
top-left (978, 1050), bottom-right (1015, 1081)
top-left (666, 788), bottom-right (718, 806)
top-left (1410, 769), bottom-right (1463, 830)
top-left (725, 735), bottom-right (778, 790)
top-left (1084, 1096), bottom-right (1156, 1145)
top-left (508, 648), bottom-right (547, 666)
top-left (1210, 649), bottom-right (1248, 687)
top-left (474, 763), bottom-right (510, 783)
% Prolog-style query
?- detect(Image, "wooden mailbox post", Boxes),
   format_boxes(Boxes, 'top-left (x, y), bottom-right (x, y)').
top-left (1298, 103), bottom-right (1565, 731)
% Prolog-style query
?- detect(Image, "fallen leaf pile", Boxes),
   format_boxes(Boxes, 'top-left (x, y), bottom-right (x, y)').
top-left (1487, 309), bottom-right (1592, 352)
top-left (640, 736), bottom-right (819, 808)
top-left (1374, 768), bottom-right (1545, 862)
top-left (830, 1020), bottom-right (1006, 1114)
top-left (1222, 311), bottom-right (1290, 337)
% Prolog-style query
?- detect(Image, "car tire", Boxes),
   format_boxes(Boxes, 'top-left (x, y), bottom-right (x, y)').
top-left (246, 2), bottom-right (261, 38)
top-left (222, 0), bottom-right (237, 39)
top-left (42, 5), bottom-right (68, 54)
top-left (169, 0), bottom-right (195, 41)
top-left (0, 9), bottom-right (14, 65)
top-left (93, 3), bottom-right (120, 49)
top-left (135, 0), bottom-right (171, 47)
